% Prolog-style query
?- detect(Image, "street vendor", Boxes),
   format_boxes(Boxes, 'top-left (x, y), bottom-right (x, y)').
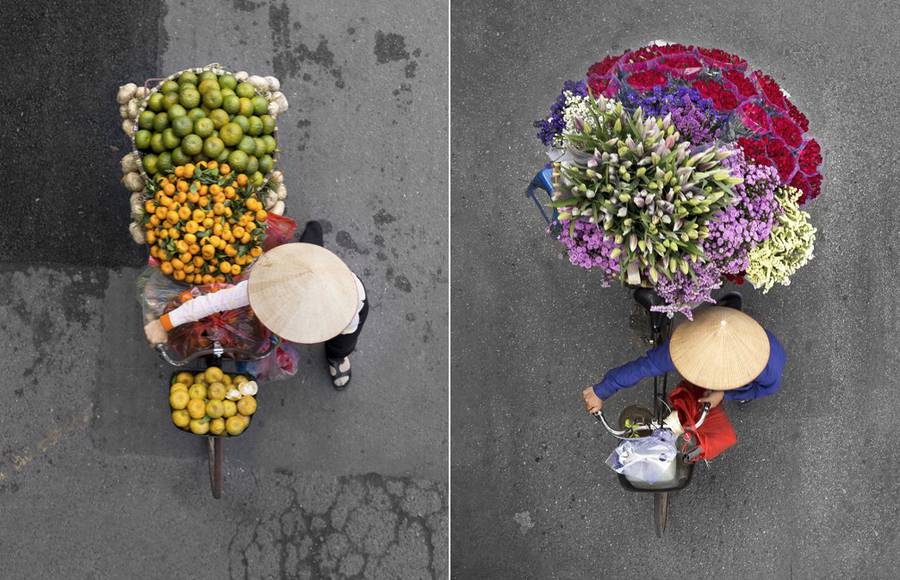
top-left (144, 221), bottom-right (367, 390)
top-left (581, 300), bottom-right (785, 413)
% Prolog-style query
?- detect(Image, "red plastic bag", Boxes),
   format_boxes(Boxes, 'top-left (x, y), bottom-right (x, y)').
top-left (263, 213), bottom-right (297, 250)
top-left (164, 283), bottom-right (272, 358)
top-left (245, 342), bottom-right (302, 382)
top-left (669, 382), bottom-right (737, 461)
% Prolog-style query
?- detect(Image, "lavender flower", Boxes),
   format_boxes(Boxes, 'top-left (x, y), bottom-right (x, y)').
top-left (703, 150), bottom-right (781, 275)
top-left (534, 80), bottom-right (588, 146)
top-left (650, 261), bottom-right (723, 319)
top-left (620, 85), bottom-right (728, 146)
top-left (555, 218), bottom-right (620, 285)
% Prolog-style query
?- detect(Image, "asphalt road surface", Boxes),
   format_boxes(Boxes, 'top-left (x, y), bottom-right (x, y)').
top-left (451, 1), bottom-right (900, 578)
top-left (0, 1), bottom-right (447, 578)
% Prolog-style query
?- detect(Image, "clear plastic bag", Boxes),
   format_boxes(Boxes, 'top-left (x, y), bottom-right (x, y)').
top-left (244, 342), bottom-right (301, 382)
top-left (606, 429), bottom-right (678, 485)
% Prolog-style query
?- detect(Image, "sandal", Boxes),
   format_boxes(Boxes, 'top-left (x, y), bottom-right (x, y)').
top-left (327, 356), bottom-right (352, 390)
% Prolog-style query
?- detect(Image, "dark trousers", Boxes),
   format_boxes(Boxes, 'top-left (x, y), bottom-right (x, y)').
top-left (298, 221), bottom-right (368, 359)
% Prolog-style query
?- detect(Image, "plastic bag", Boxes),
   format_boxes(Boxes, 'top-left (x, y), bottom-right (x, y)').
top-left (669, 382), bottom-right (737, 461)
top-left (606, 429), bottom-right (678, 485)
top-left (244, 342), bottom-right (301, 382)
top-left (137, 266), bottom-right (184, 323)
top-left (263, 213), bottom-right (298, 250)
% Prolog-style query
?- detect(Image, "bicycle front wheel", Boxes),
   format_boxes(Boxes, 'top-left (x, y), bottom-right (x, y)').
top-left (654, 492), bottom-right (669, 537)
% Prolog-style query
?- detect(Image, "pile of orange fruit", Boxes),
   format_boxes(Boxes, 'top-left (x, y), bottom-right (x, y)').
top-left (142, 161), bottom-right (269, 284)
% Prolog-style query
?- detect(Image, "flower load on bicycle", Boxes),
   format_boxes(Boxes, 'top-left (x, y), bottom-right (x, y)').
top-left (536, 43), bottom-right (821, 317)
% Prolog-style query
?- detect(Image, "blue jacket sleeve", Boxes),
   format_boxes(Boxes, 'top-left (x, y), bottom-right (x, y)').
top-left (592, 342), bottom-right (676, 400)
top-left (723, 330), bottom-right (787, 401)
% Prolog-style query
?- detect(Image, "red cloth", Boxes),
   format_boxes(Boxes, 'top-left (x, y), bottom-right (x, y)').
top-left (669, 382), bottom-right (737, 461)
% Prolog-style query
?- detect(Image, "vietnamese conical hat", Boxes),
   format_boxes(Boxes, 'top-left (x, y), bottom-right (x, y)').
top-left (669, 306), bottom-right (770, 390)
top-left (248, 243), bottom-right (358, 344)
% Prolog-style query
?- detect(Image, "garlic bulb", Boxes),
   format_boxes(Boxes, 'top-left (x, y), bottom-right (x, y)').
top-left (271, 201), bottom-right (285, 216)
top-left (226, 389), bottom-right (242, 401)
top-left (117, 83), bottom-right (137, 104)
top-left (264, 190), bottom-right (278, 209)
top-left (127, 99), bottom-right (141, 119)
top-left (248, 75), bottom-right (267, 90)
top-left (239, 381), bottom-right (258, 396)
top-left (129, 222), bottom-right (145, 244)
top-left (121, 152), bottom-right (140, 173)
top-left (122, 171), bottom-right (145, 192)
top-left (270, 170), bottom-right (283, 184)
top-left (121, 119), bottom-right (134, 135)
top-left (265, 76), bottom-right (280, 92)
top-left (235, 70), bottom-right (249, 81)
top-left (267, 102), bottom-right (280, 116)
top-left (134, 86), bottom-right (149, 99)
top-left (276, 184), bottom-right (287, 200)
top-left (119, 104), bottom-right (129, 119)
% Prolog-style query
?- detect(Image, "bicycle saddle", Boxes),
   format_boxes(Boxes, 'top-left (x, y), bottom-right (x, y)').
top-left (633, 287), bottom-right (666, 310)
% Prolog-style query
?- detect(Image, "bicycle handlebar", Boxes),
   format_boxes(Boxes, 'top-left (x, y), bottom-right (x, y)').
top-left (154, 335), bottom-right (282, 367)
top-left (593, 402), bottom-right (710, 439)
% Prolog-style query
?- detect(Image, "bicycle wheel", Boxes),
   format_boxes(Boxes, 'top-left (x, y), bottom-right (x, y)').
top-left (208, 437), bottom-right (224, 499)
top-left (654, 492), bottom-right (669, 537)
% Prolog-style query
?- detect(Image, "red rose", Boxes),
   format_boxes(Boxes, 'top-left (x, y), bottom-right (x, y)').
top-left (766, 137), bottom-right (795, 180)
top-left (698, 47), bottom-right (747, 70)
top-left (626, 69), bottom-right (668, 91)
top-left (738, 136), bottom-right (769, 166)
top-left (772, 116), bottom-right (803, 148)
top-left (588, 77), bottom-right (610, 96)
top-left (693, 79), bottom-right (738, 111)
top-left (739, 102), bottom-right (770, 134)
top-left (753, 71), bottom-right (787, 110)
top-left (723, 70), bottom-right (758, 98)
top-left (798, 139), bottom-right (822, 175)
top-left (785, 99), bottom-right (809, 132)
top-left (660, 55), bottom-right (703, 79)
top-left (587, 55), bottom-right (620, 79)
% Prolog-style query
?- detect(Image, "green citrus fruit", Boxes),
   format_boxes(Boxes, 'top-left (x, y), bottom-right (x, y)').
top-left (238, 97), bottom-right (254, 117)
top-left (162, 92), bottom-right (180, 110)
top-left (142, 153), bottom-right (159, 175)
top-left (227, 150), bottom-right (249, 172)
top-left (203, 136), bottom-right (225, 159)
top-left (236, 81), bottom-right (256, 98)
top-left (199, 70), bottom-right (218, 82)
top-left (134, 129), bottom-right (152, 149)
top-left (253, 137), bottom-right (267, 156)
top-left (261, 135), bottom-right (277, 154)
top-left (187, 107), bottom-right (206, 122)
top-left (260, 114), bottom-right (276, 134)
top-left (208, 108), bottom-right (229, 129)
top-left (220, 87), bottom-right (235, 98)
top-left (161, 80), bottom-right (180, 93)
top-left (171, 116), bottom-right (193, 137)
top-left (168, 104), bottom-right (187, 119)
top-left (222, 94), bottom-right (240, 115)
top-left (148, 92), bottom-right (165, 112)
top-left (219, 74), bottom-right (237, 90)
top-left (150, 132), bottom-right (165, 153)
top-left (216, 148), bottom-right (230, 163)
top-left (258, 154), bottom-right (274, 174)
top-left (247, 116), bottom-right (263, 136)
top-left (251, 95), bottom-right (268, 115)
top-left (178, 71), bottom-right (198, 86)
top-left (179, 88), bottom-right (201, 109)
top-left (251, 171), bottom-right (264, 187)
top-left (245, 155), bottom-right (259, 175)
top-left (152, 112), bottom-right (169, 132)
top-left (171, 146), bottom-right (190, 166)
top-left (198, 78), bottom-right (220, 94)
top-left (220, 122), bottom-right (244, 147)
top-left (138, 110), bottom-right (155, 130)
top-left (193, 117), bottom-right (215, 138)
top-left (181, 134), bottom-right (203, 156)
top-left (162, 128), bottom-right (181, 150)
top-left (233, 115), bottom-right (250, 133)
top-left (237, 135), bottom-right (256, 155)
top-left (203, 89), bottom-right (223, 109)
top-left (157, 151), bottom-right (173, 174)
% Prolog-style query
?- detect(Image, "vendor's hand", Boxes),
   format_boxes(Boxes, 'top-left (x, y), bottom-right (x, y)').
top-left (144, 319), bottom-right (168, 345)
top-left (698, 389), bottom-right (725, 409)
top-left (582, 386), bottom-right (603, 414)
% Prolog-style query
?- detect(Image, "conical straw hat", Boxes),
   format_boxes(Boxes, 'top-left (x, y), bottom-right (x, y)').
top-left (669, 306), bottom-right (770, 390)
top-left (248, 243), bottom-right (359, 344)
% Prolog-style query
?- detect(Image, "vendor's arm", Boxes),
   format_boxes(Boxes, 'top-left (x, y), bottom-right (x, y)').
top-left (160, 280), bottom-right (251, 331)
top-left (723, 330), bottom-right (787, 401)
top-left (592, 341), bottom-right (676, 400)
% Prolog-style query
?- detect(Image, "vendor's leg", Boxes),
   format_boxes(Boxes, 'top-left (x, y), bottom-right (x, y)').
top-left (717, 291), bottom-right (743, 311)
top-left (325, 299), bottom-right (369, 390)
top-left (299, 220), bottom-right (324, 246)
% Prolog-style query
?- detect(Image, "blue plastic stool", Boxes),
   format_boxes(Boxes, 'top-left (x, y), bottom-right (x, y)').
top-left (525, 167), bottom-right (556, 225)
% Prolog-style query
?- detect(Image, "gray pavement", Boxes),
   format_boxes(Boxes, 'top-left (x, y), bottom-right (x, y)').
top-left (451, 1), bottom-right (900, 578)
top-left (0, 1), bottom-right (447, 578)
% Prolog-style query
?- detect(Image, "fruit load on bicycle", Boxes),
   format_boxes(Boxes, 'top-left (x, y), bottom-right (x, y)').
top-left (117, 65), bottom-right (290, 254)
top-left (169, 367), bottom-right (258, 437)
top-left (535, 43), bottom-right (821, 317)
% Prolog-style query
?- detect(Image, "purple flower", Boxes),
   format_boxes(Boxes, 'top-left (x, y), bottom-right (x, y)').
top-left (535, 80), bottom-right (588, 146)
top-left (703, 149), bottom-right (781, 275)
top-left (555, 218), bottom-right (620, 285)
top-left (620, 85), bottom-right (728, 146)
top-left (650, 261), bottom-right (723, 319)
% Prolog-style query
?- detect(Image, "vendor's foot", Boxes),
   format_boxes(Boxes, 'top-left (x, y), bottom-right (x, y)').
top-left (328, 356), bottom-right (352, 390)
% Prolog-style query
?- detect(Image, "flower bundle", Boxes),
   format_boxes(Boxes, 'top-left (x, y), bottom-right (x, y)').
top-left (537, 43), bottom-right (822, 316)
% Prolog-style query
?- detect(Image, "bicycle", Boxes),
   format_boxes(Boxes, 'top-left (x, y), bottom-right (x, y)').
top-left (527, 168), bottom-right (710, 537)
top-left (155, 336), bottom-right (280, 498)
